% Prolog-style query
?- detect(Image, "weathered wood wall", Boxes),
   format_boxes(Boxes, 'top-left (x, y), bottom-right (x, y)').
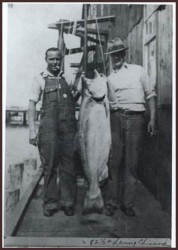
top-left (102, 5), bottom-right (143, 41)
top-left (157, 5), bottom-right (173, 106)
top-left (141, 5), bottom-right (172, 214)
top-left (123, 18), bottom-right (144, 66)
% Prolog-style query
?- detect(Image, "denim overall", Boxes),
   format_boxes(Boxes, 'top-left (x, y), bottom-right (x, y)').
top-left (38, 76), bottom-right (77, 210)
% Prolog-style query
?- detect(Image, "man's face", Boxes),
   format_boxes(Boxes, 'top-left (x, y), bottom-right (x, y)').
top-left (46, 51), bottom-right (62, 74)
top-left (110, 51), bottom-right (125, 70)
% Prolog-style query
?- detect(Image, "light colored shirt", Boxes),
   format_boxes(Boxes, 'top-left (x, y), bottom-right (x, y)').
top-left (29, 69), bottom-right (70, 108)
top-left (108, 62), bottom-right (156, 111)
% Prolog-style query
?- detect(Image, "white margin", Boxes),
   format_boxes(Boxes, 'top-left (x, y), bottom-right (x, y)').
top-left (171, 2), bottom-right (176, 248)
top-left (2, 3), bottom-right (8, 248)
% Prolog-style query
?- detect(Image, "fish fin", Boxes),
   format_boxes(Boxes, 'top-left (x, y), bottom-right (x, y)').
top-left (98, 164), bottom-right (108, 183)
top-left (82, 190), bottom-right (104, 215)
top-left (93, 69), bottom-right (100, 79)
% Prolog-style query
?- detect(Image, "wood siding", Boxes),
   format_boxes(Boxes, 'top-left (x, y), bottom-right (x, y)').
top-left (157, 5), bottom-right (173, 105)
top-left (101, 5), bottom-right (143, 41)
top-left (123, 18), bottom-right (144, 66)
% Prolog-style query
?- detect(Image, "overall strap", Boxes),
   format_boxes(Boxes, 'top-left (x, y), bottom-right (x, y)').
top-left (41, 75), bottom-right (61, 110)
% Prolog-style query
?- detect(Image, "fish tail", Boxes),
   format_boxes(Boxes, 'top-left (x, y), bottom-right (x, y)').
top-left (82, 189), bottom-right (104, 215)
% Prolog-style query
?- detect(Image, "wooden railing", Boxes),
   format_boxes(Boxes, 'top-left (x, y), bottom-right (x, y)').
top-left (5, 168), bottom-right (43, 237)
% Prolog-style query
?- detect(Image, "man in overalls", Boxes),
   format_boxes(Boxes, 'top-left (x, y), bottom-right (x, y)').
top-left (28, 48), bottom-right (77, 217)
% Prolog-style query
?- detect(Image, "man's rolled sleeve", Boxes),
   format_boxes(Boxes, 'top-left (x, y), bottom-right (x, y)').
top-left (140, 68), bottom-right (157, 100)
top-left (29, 76), bottom-right (42, 103)
top-left (146, 91), bottom-right (157, 100)
top-left (109, 100), bottom-right (119, 111)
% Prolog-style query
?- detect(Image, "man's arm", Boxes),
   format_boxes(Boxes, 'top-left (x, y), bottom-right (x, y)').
top-left (140, 67), bottom-right (157, 136)
top-left (106, 79), bottom-right (119, 111)
top-left (147, 96), bottom-right (157, 137)
top-left (28, 100), bottom-right (38, 146)
top-left (107, 79), bottom-right (117, 102)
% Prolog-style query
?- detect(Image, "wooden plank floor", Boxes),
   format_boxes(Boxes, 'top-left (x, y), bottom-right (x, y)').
top-left (13, 180), bottom-right (171, 240)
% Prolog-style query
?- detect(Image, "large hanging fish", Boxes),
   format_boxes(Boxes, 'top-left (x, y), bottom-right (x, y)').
top-left (76, 70), bottom-right (112, 214)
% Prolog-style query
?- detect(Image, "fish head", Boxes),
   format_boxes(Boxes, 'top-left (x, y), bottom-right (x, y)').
top-left (82, 70), bottom-right (107, 101)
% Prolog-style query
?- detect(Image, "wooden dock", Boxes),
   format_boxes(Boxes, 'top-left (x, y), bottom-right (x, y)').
top-left (6, 109), bottom-right (40, 126)
top-left (4, 171), bottom-right (171, 247)
top-left (6, 106), bottom-right (80, 126)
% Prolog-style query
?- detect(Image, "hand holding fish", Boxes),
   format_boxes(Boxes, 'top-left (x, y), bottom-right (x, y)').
top-left (29, 130), bottom-right (38, 147)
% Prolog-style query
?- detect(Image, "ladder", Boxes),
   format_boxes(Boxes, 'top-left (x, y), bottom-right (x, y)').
top-left (48, 5), bottom-right (115, 89)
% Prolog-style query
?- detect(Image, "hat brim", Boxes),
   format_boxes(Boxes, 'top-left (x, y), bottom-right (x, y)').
top-left (104, 47), bottom-right (128, 55)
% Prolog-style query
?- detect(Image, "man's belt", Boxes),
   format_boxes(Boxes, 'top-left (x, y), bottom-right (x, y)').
top-left (116, 108), bottom-right (145, 115)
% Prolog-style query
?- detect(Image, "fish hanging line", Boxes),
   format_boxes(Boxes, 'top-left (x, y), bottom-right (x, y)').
top-left (60, 20), bottom-right (64, 71)
top-left (95, 18), bottom-right (107, 76)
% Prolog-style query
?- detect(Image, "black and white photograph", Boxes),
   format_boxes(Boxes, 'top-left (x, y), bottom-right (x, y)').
top-left (3, 2), bottom-right (176, 248)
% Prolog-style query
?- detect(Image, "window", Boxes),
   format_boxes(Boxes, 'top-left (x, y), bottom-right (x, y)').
top-left (143, 6), bottom-right (157, 88)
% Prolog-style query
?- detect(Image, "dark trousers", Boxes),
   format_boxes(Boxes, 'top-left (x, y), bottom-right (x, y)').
top-left (102, 111), bottom-right (145, 208)
top-left (38, 105), bottom-right (77, 209)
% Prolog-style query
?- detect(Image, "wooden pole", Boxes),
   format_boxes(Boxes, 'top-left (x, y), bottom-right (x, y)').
top-left (23, 112), bottom-right (27, 126)
top-left (57, 27), bottom-right (65, 72)
top-left (84, 4), bottom-right (88, 77)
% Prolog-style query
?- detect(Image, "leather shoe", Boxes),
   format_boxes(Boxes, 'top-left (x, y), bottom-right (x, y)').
top-left (120, 205), bottom-right (136, 217)
top-left (105, 204), bottom-right (117, 216)
top-left (43, 208), bottom-right (58, 217)
top-left (61, 206), bottom-right (75, 216)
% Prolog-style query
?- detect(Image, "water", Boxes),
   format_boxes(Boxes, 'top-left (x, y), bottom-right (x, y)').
top-left (5, 126), bottom-right (41, 168)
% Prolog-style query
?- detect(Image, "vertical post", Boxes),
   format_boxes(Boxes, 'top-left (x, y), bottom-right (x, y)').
top-left (57, 26), bottom-right (65, 72)
top-left (23, 112), bottom-right (27, 126)
top-left (6, 111), bottom-right (10, 125)
top-left (84, 4), bottom-right (88, 77)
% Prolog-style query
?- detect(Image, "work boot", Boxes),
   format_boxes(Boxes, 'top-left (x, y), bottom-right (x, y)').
top-left (120, 205), bottom-right (136, 217)
top-left (105, 204), bottom-right (117, 216)
top-left (43, 208), bottom-right (58, 217)
top-left (61, 205), bottom-right (75, 216)
top-left (43, 202), bottom-right (58, 217)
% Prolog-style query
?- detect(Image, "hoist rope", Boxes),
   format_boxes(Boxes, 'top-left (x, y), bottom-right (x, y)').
top-left (59, 20), bottom-right (65, 71)
top-left (95, 18), bottom-right (106, 75)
